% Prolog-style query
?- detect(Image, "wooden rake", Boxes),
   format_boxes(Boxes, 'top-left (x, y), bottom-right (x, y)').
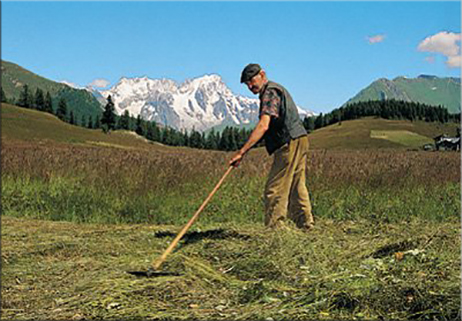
top-left (127, 165), bottom-right (234, 277)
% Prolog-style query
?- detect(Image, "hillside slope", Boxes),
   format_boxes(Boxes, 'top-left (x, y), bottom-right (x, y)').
top-left (307, 117), bottom-right (459, 150)
top-left (1, 103), bottom-right (165, 150)
top-left (3, 103), bottom-right (459, 151)
top-left (1, 60), bottom-right (102, 119)
top-left (344, 75), bottom-right (461, 114)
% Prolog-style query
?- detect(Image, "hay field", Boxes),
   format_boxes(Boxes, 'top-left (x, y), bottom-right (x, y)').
top-left (1, 104), bottom-right (460, 320)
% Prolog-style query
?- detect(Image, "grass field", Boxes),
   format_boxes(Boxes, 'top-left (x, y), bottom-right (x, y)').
top-left (370, 130), bottom-right (433, 147)
top-left (308, 117), bottom-right (459, 150)
top-left (1, 104), bottom-right (461, 320)
top-left (1, 103), bottom-right (163, 150)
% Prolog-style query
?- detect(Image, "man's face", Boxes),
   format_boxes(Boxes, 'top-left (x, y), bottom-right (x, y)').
top-left (245, 71), bottom-right (266, 95)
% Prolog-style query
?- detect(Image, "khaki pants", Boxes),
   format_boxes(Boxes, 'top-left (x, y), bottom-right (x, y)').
top-left (264, 135), bottom-right (314, 229)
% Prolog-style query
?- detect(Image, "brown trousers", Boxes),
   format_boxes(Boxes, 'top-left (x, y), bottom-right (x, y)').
top-left (264, 135), bottom-right (314, 229)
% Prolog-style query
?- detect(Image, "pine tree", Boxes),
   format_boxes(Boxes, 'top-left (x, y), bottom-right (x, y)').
top-left (118, 110), bottom-right (130, 130)
top-left (303, 116), bottom-right (315, 133)
top-left (176, 129), bottom-right (185, 146)
top-left (94, 115), bottom-right (101, 129)
top-left (237, 128), bottom-right (248, 148)
top-left (44, 92), bottom-right (53, 113)
top-left (1, 86), bottom-right (7, 103)
top-left (332, 109), bottom-right (341, 124)
top-left (219, 127), bottom-right (232, 150)
top-left (171, 129), bottom-right (182, 146)
top-left (87, 115), bottom-right (94, 129)
top-left (151, 122), bottom-right (161, 142)
top-left (18, 84), bottom-right (31, 108)
top-left (314, 113), bottom-right (324, 129)
top-left (34, 88), bottom-right (45, 111)
top-left (129, 115), bottom-right (137, 131)
top-left (229, 127), bottom-right (238, 151)
top-left (205, 128), bottom-right (218, 150)
top-left (145, 122), bottom-right (155, 141)
top-left (182, 130), bottom-right (190, 147)
top-left (81, 115), bottom-right (86, 127)
top-left (101, 95), bottom-right (116, 133)
top-left (69, 111), bottom-right (75, 125)
top-left (161, 127), bottom-right (170, 145)
top-left (189, 128), bottom-right (203, 148)
top-left (56, 98), bottom-right (68, 121)
top-left (135, 115), bottom-right (145, 136)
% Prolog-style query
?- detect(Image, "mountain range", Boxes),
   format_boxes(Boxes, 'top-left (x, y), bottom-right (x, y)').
top-left (345, 75), bottom-right (460, 114)
top-left (2, 60), bottom-right (460, 133)
top-left (100, 75), bottom-right (314, 132)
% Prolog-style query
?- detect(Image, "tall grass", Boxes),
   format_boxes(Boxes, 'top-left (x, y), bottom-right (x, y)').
top-left (2, 144), bottom-right (460, 225)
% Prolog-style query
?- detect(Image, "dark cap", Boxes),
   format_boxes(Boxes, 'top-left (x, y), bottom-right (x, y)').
top-left (240, 63), bottom-right (262, 83)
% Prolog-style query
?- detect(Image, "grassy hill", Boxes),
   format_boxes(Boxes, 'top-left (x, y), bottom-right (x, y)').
top-left (345, 75), bottom-right (461, 114)
top-left (1, 60), bottom-right (102, 119)
top-left (1, 103), bottom-right (168, 150)
top-left (3, 103), bottom-right (459, 152)
top-left (307, 117), bottom-right (459, 150)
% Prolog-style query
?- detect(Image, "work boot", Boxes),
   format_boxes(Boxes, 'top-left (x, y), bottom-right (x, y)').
top-left (265, 219), bottom-right (292, 233)
top-left (298, 223), bottom-right (314, 234)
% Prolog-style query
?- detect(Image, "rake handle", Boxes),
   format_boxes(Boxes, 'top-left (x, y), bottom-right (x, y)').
top-left (151, 165), bottom-right (234, 270)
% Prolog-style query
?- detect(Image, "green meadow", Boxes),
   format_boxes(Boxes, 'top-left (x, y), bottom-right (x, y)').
top-left (2, 104), bottom-right (460, 320)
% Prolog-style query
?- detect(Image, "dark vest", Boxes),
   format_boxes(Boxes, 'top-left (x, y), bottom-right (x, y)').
top-left (259, 81), bottom-right (307, 155)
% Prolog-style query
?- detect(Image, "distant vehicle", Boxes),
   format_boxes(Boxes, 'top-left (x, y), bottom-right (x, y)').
top-left (423, 144), bottom-right (434, 151)
top-left (433, 134), bottom-right (461, 151)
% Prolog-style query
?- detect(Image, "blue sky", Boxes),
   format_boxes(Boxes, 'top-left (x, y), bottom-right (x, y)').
top-left (2, 1), bottom-right (460, 114)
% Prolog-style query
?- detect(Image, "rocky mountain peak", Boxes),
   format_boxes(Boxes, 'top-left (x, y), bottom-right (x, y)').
top-left (99, 74), bottom-right (314, 132)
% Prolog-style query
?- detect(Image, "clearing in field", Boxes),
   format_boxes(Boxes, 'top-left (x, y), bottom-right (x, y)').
top-left (370, 130), bottom-right (433, 147)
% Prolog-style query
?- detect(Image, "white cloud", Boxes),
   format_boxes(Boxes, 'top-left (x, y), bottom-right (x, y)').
top-left (367, 34), bottom-right (386, 44)
top-left (418, 31), bottom-right (461, 68)
top-left (89, 78), bottom-right (110, 88)
top-left (446, 55), bottom-right (461, 68)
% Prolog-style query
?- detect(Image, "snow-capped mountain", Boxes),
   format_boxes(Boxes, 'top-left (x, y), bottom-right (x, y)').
top-left (99, 74), bottom-right (315, 132)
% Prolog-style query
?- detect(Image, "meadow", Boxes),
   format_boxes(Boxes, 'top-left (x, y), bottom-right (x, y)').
top-left (1, 143), bottom-right (460, 225)
top-left (1, 104), bottom-right (461, 320)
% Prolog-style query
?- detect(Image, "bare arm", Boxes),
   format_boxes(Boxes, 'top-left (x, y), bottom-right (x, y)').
top-left (229, 114), bottom-right (271, 166)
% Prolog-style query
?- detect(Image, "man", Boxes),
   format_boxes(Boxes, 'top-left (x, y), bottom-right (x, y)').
top-left (229, 63), bottom-right (314, 232)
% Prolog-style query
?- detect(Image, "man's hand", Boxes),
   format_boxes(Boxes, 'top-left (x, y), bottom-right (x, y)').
top-left (229, 150), bottom-right (244, 167)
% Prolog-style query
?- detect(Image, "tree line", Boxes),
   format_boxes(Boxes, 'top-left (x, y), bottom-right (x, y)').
top-left (4, 84), bottom-right (460, 151)
top-left (1, 85), bottom-right (255, 152)
top-left (100, 95), bottom-right (256, 151)
top-left (303, 99), bottom-right (461, 132)
top-left (1, 84), bottom-right (103, 128)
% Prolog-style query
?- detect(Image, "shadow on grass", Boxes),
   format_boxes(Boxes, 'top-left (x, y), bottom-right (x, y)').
top-left (153, 228), bottom-right (251, 246)
top-left (126, 269), bottom-right (181, 278)
top-left (370, 239), bottom-right (420, 258)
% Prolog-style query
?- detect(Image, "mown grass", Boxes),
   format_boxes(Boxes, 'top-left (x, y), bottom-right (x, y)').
top-left (2, 216), bottom-right (460, 320)
top-left (370, 130), bottom-right (433, 147)
top-left (1, 104), bottom-right (461, 320)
